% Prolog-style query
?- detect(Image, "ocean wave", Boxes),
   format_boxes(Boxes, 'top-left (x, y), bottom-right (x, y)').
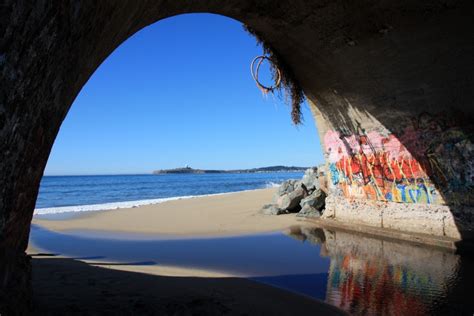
top-left (34, 195), bottom-right (202, 215)
top-left (33, 189), bottom-right (264, 215)
top-left (34, 183), bottom-right (281, 215)
top-left (264, 181), bottom-right (281, 188)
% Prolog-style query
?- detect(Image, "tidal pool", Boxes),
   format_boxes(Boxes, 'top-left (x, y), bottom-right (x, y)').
top-left (29, 225), bottom-right (474, 315)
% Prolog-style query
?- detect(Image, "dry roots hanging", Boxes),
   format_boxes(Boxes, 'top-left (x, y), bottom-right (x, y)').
top-left (245, 25), bottom-right (305, 125)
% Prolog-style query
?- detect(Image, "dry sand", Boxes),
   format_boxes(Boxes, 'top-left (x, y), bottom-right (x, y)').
top-left (33, 188), bottom-right (305, 237)
top-left (29, 188), bottom-right (343, 314)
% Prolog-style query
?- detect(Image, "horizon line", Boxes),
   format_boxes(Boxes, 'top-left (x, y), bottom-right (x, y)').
top-left (43, 164), bottom-right (317, 177)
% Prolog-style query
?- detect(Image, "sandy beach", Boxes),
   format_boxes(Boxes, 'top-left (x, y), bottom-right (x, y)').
top-left (29, 188), bottom-right (343, 314)
top-left (30, 188), bottom-right (308, 280)
top-left (33, 188), bottom-right (305, 237)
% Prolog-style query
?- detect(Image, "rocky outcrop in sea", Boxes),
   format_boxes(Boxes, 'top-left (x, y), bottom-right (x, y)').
top-left (261, 166), bottom-right (327, 218)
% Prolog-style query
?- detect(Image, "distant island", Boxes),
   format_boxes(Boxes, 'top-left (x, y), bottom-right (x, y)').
top-left (152, 166), bottom-right (309, 175)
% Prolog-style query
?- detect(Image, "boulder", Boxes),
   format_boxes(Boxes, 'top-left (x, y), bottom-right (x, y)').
top-left (264, 168), bottom-right (327, 215)
top-left (300, 189), bottom-right (326, 211)
top-left (301, 167), bottom-right (320, 191)
top-left (277, 179), bottom-right (298, 196)
top-left (261, 204), bottom-right (287, 215)
top-left (297, 189), bottom-right (326, 217)
top-left (276, 183), bottom-right (308, 212)
top-left (296, 205), bottom-right (321, 218)
top-left (275, 195), bottom-right (290, 210)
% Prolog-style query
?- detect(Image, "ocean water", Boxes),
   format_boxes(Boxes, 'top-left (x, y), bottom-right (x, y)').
top-left (35, 172), bottom-right (302, 215)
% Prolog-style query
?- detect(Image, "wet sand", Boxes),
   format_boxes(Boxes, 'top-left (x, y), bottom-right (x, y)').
top-left (28, 189), bottom-right (344, 314)
top-left (29, 188), bottom-right (309, 279)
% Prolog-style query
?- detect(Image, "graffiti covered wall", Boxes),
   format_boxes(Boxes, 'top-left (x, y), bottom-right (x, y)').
top-left (323, 112), bottom-right (473, 206)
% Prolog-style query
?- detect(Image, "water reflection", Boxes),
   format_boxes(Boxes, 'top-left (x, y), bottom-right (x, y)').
top-left (286, 226), bottom-right (474, 315)
top-left (29, 225), bottom-right (331, 277)
top-left (30, 225), bottom-right (474, 315)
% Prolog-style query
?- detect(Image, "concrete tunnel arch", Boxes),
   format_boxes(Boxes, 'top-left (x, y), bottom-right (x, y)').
top-left (1, 0), bottom-right (473, 256)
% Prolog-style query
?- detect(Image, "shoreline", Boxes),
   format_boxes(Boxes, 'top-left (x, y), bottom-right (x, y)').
top-left (29, 187), bottom-right (311, 280)
top-left (33, 188), bottom-right (307, 237)
top-left (34, 186), bottom-right (280, 216)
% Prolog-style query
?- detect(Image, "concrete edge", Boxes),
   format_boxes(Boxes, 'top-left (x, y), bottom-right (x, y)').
top-left (305, 218), bottom-right (474, 253)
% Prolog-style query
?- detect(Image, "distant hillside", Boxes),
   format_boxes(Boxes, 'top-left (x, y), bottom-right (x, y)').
top-left (152, 166), bottom-right (308, 175)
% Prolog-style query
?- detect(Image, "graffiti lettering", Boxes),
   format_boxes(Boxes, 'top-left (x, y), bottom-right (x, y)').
top-left (325, 130), bottom-right (440, 204)
top-left (324, 112), bottom-right (473, 205)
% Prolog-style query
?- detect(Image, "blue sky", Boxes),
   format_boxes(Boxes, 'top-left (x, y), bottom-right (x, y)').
top-left (44, 14), bottom-right (324, 176)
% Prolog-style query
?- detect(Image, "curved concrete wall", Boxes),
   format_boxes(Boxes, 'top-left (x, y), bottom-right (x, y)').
top-left (1, 1), bottom-right (473, 253)
top-left (307, 3), bottom-right (474, 239)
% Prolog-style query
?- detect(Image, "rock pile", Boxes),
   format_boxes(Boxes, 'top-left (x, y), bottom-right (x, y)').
top-left (261, 167), bottom-right (327, 218)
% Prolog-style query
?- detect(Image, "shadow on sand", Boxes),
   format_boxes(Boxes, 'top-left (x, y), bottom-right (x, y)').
top-left (31, 257), bottom-right (344, 315)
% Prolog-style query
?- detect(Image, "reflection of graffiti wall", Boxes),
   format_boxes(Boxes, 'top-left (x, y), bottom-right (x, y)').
top-left (323, 112), bottom-right (474, 206)
top-left (321, 229), bottom-right (461, 315)
top-left (327, 254), bottom-right (429, 315)
top-left (288, 227), bottom-right (466, 314)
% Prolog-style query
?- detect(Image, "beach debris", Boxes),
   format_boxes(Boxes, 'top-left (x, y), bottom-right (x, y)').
top-left (251, 55), bottom-right (282, 96)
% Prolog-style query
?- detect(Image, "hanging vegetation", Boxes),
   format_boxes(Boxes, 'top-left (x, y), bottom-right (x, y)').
top-left (250, 55), bottom-right (282, 95)
top-left (244, 25), bottom-right (305, 125)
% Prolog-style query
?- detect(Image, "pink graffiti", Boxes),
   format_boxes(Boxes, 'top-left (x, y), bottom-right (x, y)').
top-left (324, 130), bottom-right (437, 204)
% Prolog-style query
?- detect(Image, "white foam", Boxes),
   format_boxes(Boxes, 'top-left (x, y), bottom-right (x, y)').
top-left (34, 189), bottom-right (259, 215)
top-left (265, 181), bottom-right (281, 188)
top-left (34, 195), bottom-right (202, 215)
top-left (34, 185), bottom-right (278, 216)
